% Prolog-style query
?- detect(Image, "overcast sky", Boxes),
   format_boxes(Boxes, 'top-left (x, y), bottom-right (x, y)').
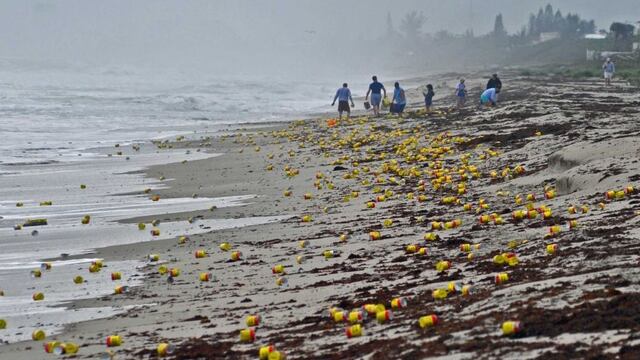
top-left (0, 0), bottom-right (637, 74)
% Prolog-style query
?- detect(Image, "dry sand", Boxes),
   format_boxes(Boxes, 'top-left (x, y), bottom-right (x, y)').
top-left (2, 72), bottom-right (640, 359)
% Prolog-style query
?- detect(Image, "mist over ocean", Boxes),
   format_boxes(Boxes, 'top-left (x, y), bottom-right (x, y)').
top-left (0, 63), bottom-right (340, 169)
top-left (0, 60), bottom-right (324, 342)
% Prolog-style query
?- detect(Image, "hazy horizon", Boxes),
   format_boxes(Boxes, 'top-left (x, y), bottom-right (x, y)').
top-left (0, 0), bottom-right (638, 78)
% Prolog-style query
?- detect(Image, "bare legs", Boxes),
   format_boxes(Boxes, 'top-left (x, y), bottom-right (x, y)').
top-left (338, 111), bottom-right (350, 121)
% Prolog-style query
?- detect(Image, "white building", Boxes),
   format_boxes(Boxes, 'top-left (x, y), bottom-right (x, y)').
top-left (585, 34), bottom-right (607, 40)
top-left (539, 32), bottom-right (560, 42)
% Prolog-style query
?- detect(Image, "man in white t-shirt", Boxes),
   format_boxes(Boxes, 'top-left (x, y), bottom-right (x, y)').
top-left (602, 58), bottom-right (615, 86)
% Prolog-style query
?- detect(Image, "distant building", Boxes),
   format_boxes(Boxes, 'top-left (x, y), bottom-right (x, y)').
top-left (584, 34), bottom-right (607, 40)
top-left (585, 33), bottom-right (607, 60)
top-left (539, 32), bottom-right (560, 42)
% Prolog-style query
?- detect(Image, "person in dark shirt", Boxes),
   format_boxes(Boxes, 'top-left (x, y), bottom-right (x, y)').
top-left (365, 76), bottom-right (387, 116)
top-left (486, 74), bottom-right (502, 101)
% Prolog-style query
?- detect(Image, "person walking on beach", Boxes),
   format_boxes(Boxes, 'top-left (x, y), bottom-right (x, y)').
top-left (455, 78), bottom-right (467, 109)
top-left (602, 58), bottom-right (615, 86)
top-left (480, 87), bottom-right (497, 107)
top-left (365, 76), bottom-right (387, 116)
top-left (331, 83), bottom-right (355, 120)
top-left (422, 84), bottom-right (435, 113)
top-left (390, 82), bottom-right (406, 116)
top-left (486, 74), bottom-right (502, 101)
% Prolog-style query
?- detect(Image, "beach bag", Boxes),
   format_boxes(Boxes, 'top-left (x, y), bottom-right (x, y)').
top-left (382, 97), bottom-right (391, 107)
top-left (364, 101), bottom-right (371, 110)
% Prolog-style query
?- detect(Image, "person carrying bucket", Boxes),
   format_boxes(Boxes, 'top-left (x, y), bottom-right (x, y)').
top-left (365, 76), bottom-right (387, 116)
top-left (390, 82), bottom-right (406, 116)
top-left (331, 83), bottom-right (355, 120)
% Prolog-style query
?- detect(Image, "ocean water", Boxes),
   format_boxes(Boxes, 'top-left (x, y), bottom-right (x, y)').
top-left (0, 64), bottom-right (333, 343)
top-left (0, 64), bottom-right (340, 167)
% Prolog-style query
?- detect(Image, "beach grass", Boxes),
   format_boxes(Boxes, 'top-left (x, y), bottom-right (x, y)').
top-left (518, 61), bottom-right (640, 85)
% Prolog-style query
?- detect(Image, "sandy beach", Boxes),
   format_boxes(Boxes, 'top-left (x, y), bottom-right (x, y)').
top-left (2, 70), bottom-right (640, 359)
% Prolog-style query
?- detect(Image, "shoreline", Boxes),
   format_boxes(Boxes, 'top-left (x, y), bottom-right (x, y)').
top-left (3, 70), bottom-right (640, 359)
top-left (0, 68), bottom-right (438, 350)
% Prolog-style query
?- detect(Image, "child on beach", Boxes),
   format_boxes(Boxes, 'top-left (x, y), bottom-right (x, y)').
top-left (455, 79), bottom-right (466, 109)
top-left (390, 82), bottom-right (406, 116)
top-left (422, 84), bottom-right (434, 112)
top-left (331, 83), bottom-right (355, 120)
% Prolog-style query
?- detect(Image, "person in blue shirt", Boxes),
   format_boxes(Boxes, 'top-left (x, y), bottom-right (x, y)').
top-left (602, 58), bottom-right (615, 86)
top-left (480, 87), bottom-right (497, 107)
top-left (390, 82), bottom-right (406, 116)
top-left (422, 84), bottom-right (434, 113)
top-left (365, 75), bottom-right (387, 116)
top-left (331, 83), bottom-right (355, 120)
top-left (455, 78), bottom-right (466, 109)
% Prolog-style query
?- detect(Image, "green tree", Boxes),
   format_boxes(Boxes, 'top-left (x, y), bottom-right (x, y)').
top-left (528, 14), bottom-right (537, 37)
top-left (399, 10), bottom-right (426, 42)
top-left (610, 22), bottom-right (636, 50)
top-left (493, 13), bottom-right (507, 38)
top-left (610, 22), bottom-right (635, 40)
top-left (386, 12), bottom-right (398, 39)
top-left (543, 4), bottom-right (554, 31)
top-left (553, 10), bottom-right (564, 32)
top-left (535, 8), bottom-right (544, 34)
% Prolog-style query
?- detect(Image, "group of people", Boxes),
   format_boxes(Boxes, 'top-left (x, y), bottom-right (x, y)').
top-left (331, 73), bottom-right (502, 119)
top-left (454, 74), bottom-right (502, 110)
top-left (332, 58), bottom-right (617, 119)
top-left (331, 76), bottom-right (407, 120)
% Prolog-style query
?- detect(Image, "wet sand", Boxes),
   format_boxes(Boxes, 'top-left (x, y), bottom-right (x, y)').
top-left (2, 72), bottom-right (640, 359)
